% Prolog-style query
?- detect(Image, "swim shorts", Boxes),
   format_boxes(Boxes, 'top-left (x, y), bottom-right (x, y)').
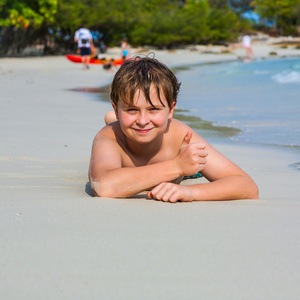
top-left (80, 47), bottom-right (91, 56)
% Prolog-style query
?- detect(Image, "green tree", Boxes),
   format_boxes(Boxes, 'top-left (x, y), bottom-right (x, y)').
top-left (0, 0), bottom-right (57, 55)
top-left (228, 0), bottom-right (253, 14)
top-left (0, 0), bottom-right (57, 28)
top-left (1, 0), bottom-right (265, 55)
top-left (207, 0), bottom-right (228, 9)
top-left (252, 0), bottom-right (300, 35)
top-left (208, 8), bottom-right (240, 43)
top-left (180, 0), bottom-right (210, 44)
top-left (131, 0), bottom-right (210, 48)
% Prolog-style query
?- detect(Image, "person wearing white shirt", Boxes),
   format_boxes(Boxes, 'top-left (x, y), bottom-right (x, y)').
top-left (74, 25), bottom-right (93, 69)
top-left (242, 35), bottom-right (254, 59)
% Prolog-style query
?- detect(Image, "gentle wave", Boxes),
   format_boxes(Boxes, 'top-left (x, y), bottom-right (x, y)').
top-left (272, 71), bottom-right (300, 83)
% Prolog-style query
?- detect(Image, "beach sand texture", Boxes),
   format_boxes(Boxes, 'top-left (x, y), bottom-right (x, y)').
top-left (1, 41), bottom-right (300, 299)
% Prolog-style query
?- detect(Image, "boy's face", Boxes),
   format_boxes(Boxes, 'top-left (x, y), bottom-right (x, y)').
top-left (112, 85), bottom-right (175, 144)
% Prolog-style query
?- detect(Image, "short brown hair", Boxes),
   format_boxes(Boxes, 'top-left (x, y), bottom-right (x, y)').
top-left (110, 56), bottom-right (180, 109)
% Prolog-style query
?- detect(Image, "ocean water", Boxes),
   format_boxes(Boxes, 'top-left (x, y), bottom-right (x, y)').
top-left (174, 57), bottom-right (300, 148)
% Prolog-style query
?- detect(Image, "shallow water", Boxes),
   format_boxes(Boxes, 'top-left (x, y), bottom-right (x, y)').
top-left (175, 57), bottom-right (300, 148)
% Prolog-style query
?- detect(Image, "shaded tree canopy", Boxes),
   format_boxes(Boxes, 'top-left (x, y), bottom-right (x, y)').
top-left (0, 0), bottom-right (57, 27)
top-left (228, 0), bottom-right (253, 13)
top-left (252, 0), bottom-right (300, 35)
top-left (0, 0), bottom-right (57, 55)
top-left (0, 0), bottom-right (299, 56)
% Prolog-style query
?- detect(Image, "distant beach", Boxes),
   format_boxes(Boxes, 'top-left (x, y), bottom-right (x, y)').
top-left (1, 38), bottom-right (300, 299)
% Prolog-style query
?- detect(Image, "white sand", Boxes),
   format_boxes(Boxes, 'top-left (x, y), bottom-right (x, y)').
top-left (1, 42), bottom-right (300, 299)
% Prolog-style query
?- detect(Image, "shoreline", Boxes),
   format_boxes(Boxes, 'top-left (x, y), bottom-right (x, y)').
top-left (1, 40), bottom-right (300, 299)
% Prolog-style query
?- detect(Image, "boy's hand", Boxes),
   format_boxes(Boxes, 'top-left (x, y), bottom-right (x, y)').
top-left (175, 130), bottom-right (208, 176)
top-left (147, 183), bottom-right (193, 203)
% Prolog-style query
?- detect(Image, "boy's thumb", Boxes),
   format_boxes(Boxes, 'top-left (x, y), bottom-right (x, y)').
top-left (181, 130), bottom-right (192, 146)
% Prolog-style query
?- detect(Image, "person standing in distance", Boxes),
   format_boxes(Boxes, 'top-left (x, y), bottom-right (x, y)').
top-left (74, 24), bottom-right (93, 69)
top-left (242, 34), bottom-right (254, 60)
top-left (121, 39), bottom-right (130, 60)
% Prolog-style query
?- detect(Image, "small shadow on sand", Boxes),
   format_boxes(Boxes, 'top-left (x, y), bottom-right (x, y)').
top-left (128, 193), bottom-right (150, 200)
top-left (85, 182), bottom-right (94, 197)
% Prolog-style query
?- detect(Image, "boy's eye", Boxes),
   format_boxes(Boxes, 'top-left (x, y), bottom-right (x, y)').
top-left (127, 108), bottom-right (138, 112)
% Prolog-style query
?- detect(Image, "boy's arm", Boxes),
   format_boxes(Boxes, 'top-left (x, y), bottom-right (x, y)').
top-left (148, 133), bottom-right (259, 202)
top-left (193, 144), bottom-right (258, 201)
top-left (89, 130), bottom-right (207, 198)
top-left (89, 137), bottom-right (178, 197)
top-left (149, 153), bottom-right (258, 202)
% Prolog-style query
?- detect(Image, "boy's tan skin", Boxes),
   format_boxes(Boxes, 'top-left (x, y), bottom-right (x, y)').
top-left (89, 58), bottom-right (258, 202)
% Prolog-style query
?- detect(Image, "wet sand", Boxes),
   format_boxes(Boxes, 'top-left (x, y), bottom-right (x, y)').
top-left (1, 42), bottom-right (300, 299)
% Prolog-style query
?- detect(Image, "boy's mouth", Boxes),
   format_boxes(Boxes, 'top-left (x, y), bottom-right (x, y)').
top-left (133, 128), bottom-right (153, 134)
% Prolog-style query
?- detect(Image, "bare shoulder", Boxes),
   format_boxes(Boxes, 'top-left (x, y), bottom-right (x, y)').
top-left (169, 118), bottom-right (207, 144)
top-left (93, 123), bottom-right (115, 140)
top-left (93, 122), bottom-right (124, 145)
top-left (169, 118), bottom-right (190, 137)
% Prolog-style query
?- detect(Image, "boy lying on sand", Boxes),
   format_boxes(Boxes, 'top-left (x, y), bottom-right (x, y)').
top-left (89, 57), bottom-right (258, 202)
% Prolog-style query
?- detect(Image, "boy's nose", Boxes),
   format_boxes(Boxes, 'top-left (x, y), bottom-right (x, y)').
top-left (136, 112), bottom-right (149, 125)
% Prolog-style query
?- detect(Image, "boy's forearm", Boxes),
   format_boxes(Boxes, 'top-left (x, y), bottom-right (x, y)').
top-left (190, 175), bottom-right (258, 201)
top-left (90, 159), bottom-right (181, 198)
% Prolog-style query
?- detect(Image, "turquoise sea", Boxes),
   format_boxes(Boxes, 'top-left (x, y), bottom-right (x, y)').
top-left (174, 57), bottom-right (300, 148)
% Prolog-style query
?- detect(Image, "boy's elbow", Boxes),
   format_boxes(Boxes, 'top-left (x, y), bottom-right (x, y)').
top-left (245, 179), bottom-right (259, 199)
top-left (90, 179), bottom-right (116, 198)
top-left (234, 174), bottom-right (259, 200)
top-left (247, 188), bottom-right (259, 199)
top-left (251, 185), bottom-right (259, 199)
top-left (90, 180), bottom-right (105, 197)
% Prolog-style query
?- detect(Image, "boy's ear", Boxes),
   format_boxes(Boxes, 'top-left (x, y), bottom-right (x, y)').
top-left (168, 101), bottom-right (176, 119)
top-left (112, 102), bottom-right (119, 120)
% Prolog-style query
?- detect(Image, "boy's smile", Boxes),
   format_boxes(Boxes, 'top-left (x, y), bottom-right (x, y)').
top-left (113, 85), bottom-right (175, 145)
top-left (134, 128), bottom-right (153, 134)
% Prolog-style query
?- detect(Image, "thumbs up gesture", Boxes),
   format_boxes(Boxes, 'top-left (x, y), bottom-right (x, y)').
top-left (175, 130), bottom-right (208, 176)
top-left (181, 130), bottom-right (192, 146)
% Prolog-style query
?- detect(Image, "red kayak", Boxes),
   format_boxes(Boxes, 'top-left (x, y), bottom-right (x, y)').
top-left (66, 54), bottom-right (123, 65)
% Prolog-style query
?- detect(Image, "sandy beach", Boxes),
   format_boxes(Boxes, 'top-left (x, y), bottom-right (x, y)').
top-left (1, 40), bottom-right (300, 299)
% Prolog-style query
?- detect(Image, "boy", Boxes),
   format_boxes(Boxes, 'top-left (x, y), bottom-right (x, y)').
top-left (89, 57), bottom-right (258, 202)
